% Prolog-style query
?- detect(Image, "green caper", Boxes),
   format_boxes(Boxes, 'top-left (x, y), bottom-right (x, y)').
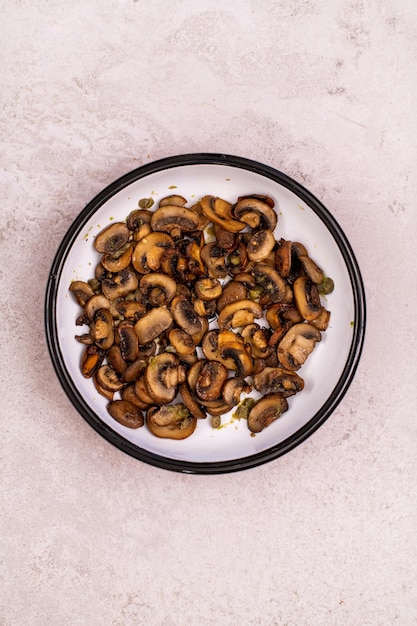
top-left (138, 197), bottom-right (154, 209)
top-left (318, 276), bottom-right (335, 295)
top-left (211, 415), bottom-right (221, 429)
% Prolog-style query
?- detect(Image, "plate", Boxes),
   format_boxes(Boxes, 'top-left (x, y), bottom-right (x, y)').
top-left (45, 153), bottom-right (366, 473)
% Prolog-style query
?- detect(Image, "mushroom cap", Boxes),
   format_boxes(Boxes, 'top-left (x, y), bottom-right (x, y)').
top-left (252, 264), bottom-right (287, 304)
top-left (277, 323), bottom-right (322, 370)
top-left (293, 276), bottom-right (323, 321)
top-left (94, 222), bottom-right (130, 255)
top-left (146, 404), bottom-right (197, 439)
top-left (247, 394), bottom-right (288, 433)
top-left (150, 205), bottom-right (200, 238)
top-left (253, 366), bottom-right (304, 397)
top-left (134, 307), bottom-right (173, 345)
top-left (139, 273), bottom-right (177, 306)
top-left (107, 399), bottom-right (144, 429)
top-left (145, 352), bottom-right (184, 404)
top-left (131, 232), bottom-right (174, 274)
top-left (170, 295), bottom-right (204, 336)
top-left (247, 230), bottom-right (276, 262)
top-left (233, 196), bottom-right (277, 231)
top-left (200, 195), bottom-right (247, 233)
top-left (217, 299), bottom-right (262, 330)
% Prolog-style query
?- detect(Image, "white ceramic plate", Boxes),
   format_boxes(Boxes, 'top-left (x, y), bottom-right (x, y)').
top-left (45, 154), bottom-right (366, 473)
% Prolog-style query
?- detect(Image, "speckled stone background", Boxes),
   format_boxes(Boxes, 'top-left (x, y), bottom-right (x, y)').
top-left (2, 1), bottom-right (416, 625)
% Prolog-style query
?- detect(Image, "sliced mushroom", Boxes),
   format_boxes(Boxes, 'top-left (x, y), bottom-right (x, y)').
top-left (145, 352), bottom-right (185, 404)
top-left (131, 232), bottom-right (174, 274)
top-left (121, 383), bottom-right (152, 411)
top-left (101, 268), bottom-right (139, 300)
top-left (201, 330), bottom-right (241, 371)
top-left (115, 300), bottom-right (146, 322)
top-left (93, 374), bottom-right (114, 401)
top-left (121, 358), bottom-right (147, 383)
top-left (218, 338), bottom-right (253, 378)
top-left (213, 222), bottom-right (237, 249)
top-left (275, 239), bottom-right (292, 278)
top-left (194, 278), bottom-right (222, 302)
top-left (252, 264), bottom-right (287, 303)
top-left (94, 222), bottom-right (130, 255)
top-left (200, 243), bottom-right (228, 278)
top-left (277, 323), bottom-right (322, 370)
top-left (195, 360), bottom-right (228, 402)
top-left (200, 195), bottom-right (246, 233)
top-left (298, 255), bottom-right (324, 284)
top-left (169, 328), bottom-right (196, 355)
top-left (117, 322), bottom-right (139, 362)
top-left (170, 295), bottom-right (203, 336)
top-left (100, 243), bottom-right (133, 273)
top-left (158, 194), bottom-right (188, 207)
top-left (253, 367), bottom-right (304, 397)
top-left (107, 399), bottom-right (144, 429)
top-left (247, 230), bottom-right (276, 262)
top-left (216, 280), bottom-right (248, 313)
top-left (106, 344), bottom-right (128, 375)
top-left (247, 394), bottom-right (288, 433)
top-left (222, 378), bottom-right (252, 407)
top-left (293, 276), bottom-right (322, 321)
top-left (139, 273), bottom-right (177, 306)
top-left (95, 365), bottom-right (124, 392)
top-left (134, 307), bottom-right (173, 345)
top-left (84, 294), bottom-right (118, 321)
top-left (146, 404), bottom-right (197, 440)
top-left (193, 298), bottom-right (217, 318)
top-left (179, 382), bottom-right (207, 420)
top-left (310, 307), bottom-right (331, 331)
top-left (91, 308), bottom-right (114, 350)
top-left (150, 205), bottom-right (200, 238)
top-left (233, 196), bottom-right (277, 231)
top-left (69, 281), bottom-right (95, 307)
top-left (241, 324), bottom-right (272, 359)
top-left (126, 208), bottom-right (153, 231)
top-left (81, 345), bottom-right (104, 378)
top-left (134, 374), bottom-right (158, 406)
top-left (217, 299), bottom-right (262, 330)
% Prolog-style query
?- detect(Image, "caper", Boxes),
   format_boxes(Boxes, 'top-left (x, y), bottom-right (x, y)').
top-left (318, 276), bottom-right (335, 295)
top-left (138, 197), bottom-right (154, 209)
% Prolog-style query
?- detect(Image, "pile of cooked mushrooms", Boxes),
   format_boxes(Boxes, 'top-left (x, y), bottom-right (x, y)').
top-left (69, 193), bottom-right (333, 439)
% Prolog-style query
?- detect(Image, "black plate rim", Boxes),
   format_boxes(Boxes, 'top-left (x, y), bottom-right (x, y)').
top-left (44, 152), bottom-right (366, 474)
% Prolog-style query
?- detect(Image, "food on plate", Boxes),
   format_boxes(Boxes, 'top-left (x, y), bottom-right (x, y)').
top-left (70, 193), bottom-right (333, 439)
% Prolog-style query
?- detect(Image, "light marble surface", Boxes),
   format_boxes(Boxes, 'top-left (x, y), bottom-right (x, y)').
top-left (2, 1), bottom-right (416, 625)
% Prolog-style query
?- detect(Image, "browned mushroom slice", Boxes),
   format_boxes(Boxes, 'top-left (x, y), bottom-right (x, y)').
top-left (213, 222), bottom-right (237, 249)
top-left (121, 384), bottom-right (151, 411)
top-left (184, 239), bottom-right (206, 278)
top-left (200, 195), bottom-right (246, 233)
top-left (218, 338), bottom-right (253, 378)
top-left (69, 280), bottom-right (95, 307)
top-left (194, 278), bottom-right (222, 302)
top-left (216, 280), bottom-right (248, 313)
top-left (253, 367), bottom-right (304, 397)
top-left (275, 239), bottom-right (292, 278)
top-left (228, 242), bottom-right (253, 275)
top-left (179, 382), bottom-right (207, 419)
top-left (107, 399), bottom-right (144, 429)
top-left (121, 358), bottom-right (147, 383)
top-left (190, 315), bottom-right (209, 346)
top-left (117, 321), bottom-right (139, 362)
top-left (107, 345), bottom-right (128, 375)
top-left (200, 243), bottom-right (228, 278)
top-left (222, 378), bottom-right (252, 407)
top-left (247, 230), bottom-right (276, 262)
top-left (195, 361), bottom-right (228, 402)
top-left (93, 374), bottom-right (114, 401)
top-left (94, 222), bottom-right (130, 255)
top-left (247, 394), bottom-right (288, 433)
top-left (91, 308), bottom-right (114, 350)
top-left (252, 264), bottom-right (286, 304)
top-left (139, 273), bottom-right (177, 306)
top-left (170, 295), bottom-right (204, 336)
top-left (193, 298), bottom-right (217, 318)
top-left (310, 307), bottom-right (331, 331)
top-left (169, 329), bottom-right (196, 355)
top-left (201, 330), bottom-right (240, 371)
top-left (293, 276), bottom-right (323, 321)
top-left (150, 205), bottom-right (200, 238)
top-left (217, 299), bottom-right (262, 330)
top-left (126, 208), bottom-right (153, 231)
top-left (115, 300), bottom-right (146, 322)
top-left (101, 268), bottom-right (139, 301)
top-left (131, 232), bottom-right (174, 274)
top-left (277, 323), bottom-right (322, 370)
top-left (200, 399), bottom-right (234, 416)
top-left (233, 196), bottom-right (277, 231)
top-left (95, 365), bottom-right (124, 392)
top-left (134, 307), bottom-right (173, 345)
top-left (298, 255), bottom-right (324, 284)
top-left (100, 243), bottom-right (133, 273)
top-left (84, 294), bottom-right (118, 321)
top-left (134, 373), bottom-right (157, 406)
top-left (81, 345), bottom-right (104, 378)
top-left (159, 194), bottom-right (188, 207)
top-left (146, 404), bottom-right (197, 440)
top-left (241, 323), bottom-right (272, 359)
top-left (145, 352), bottom-right (185, 404)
